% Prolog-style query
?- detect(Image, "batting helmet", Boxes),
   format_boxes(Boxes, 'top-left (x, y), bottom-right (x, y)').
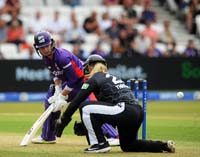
top-left (34, 31), bottom-right (53, 49)
top-left (33, 31), bottom-right (55, 56)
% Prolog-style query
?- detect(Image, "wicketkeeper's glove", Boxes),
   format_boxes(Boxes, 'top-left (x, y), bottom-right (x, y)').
top-left (74, 121), bottom-right (87, 136)
top-left (55, 116), bottom-right (72, 137)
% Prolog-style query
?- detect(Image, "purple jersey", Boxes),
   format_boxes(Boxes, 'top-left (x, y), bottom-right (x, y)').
top-left (43, 47), bottom-right (84, 91)
top-left (41, 47), bottom-right (84, 141)
top-left (184, 48), bottom-right (198, 57)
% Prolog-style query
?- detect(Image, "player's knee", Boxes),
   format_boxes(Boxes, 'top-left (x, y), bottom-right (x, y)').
top-left (121, 145), bottom-right (131, 152)
top-left (121, 145), bottom-right (136, 152)
top-left (120, 142), bottom-right (139, 152)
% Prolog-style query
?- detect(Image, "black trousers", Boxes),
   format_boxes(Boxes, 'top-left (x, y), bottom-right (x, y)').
top-left (80, 101), bottom-right (166, 152)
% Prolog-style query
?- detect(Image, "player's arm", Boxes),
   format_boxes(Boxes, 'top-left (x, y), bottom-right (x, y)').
top-left (52, 78), bottom-right (70, 112)
top-left (55, 77), bottom-right (97, 137)
top-left (54, 78), bottom-right (61, 86)
top-left (48, 77), bottom-right (62, 104)
top-left (60, 57), bottom-right (84, 91)
top-left (52, 57), bottom-right (83, 111)
top-left (63, 77), bottom-right (97, 119)
top-left (53, 77), bottom-right (62, 93)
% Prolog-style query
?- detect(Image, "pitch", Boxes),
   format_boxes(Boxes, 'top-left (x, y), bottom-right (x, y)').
top-left (0, 101), bottom-right (199, 157)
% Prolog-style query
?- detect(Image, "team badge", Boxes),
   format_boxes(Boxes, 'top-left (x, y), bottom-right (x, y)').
top-left (38, 35), bottom-right (45, 43)
top-left (81, 83), bottom-right (89, 89)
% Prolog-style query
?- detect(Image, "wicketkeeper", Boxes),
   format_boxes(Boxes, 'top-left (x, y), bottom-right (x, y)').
top-left (54, 54), bottom-right (176, 153)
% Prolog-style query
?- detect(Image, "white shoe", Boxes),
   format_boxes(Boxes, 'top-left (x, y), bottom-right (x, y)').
top-left (166, 140), bottom-right (175, 153)
top-left (107, 138), bottom-right (120, 146)
top-left (32, 136), bottom-right (56, 144)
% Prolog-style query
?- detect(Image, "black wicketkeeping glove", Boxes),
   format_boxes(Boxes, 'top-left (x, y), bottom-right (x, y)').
top-left (74, 120), bottom-right (87, 136)
top-left (54, 117), bottom-right (71, 137)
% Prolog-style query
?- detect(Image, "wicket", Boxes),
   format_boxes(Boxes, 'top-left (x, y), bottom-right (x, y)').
top-left (127, 79), bottom-right (147, 140)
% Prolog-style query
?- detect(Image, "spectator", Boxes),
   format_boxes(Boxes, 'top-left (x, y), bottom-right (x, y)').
top-left (118, 12), bottom-right (137, 29)
top-left (183, 39), bottom-right (199, 57)
top-left (90, 41), bottom-right (107, 58)
top-left (122, 0), bottom-right (137, 19)
top-left (98, 12), bottom-right (112, 32)
top-left (71, 43), bottom-right (87, 61)
top-left (102, 0), bottom-right (120, 6)
top-left (168, 41), bottom-right (181, 57)
top-left (141, 20), bottom-right (160, 42)
top-left (159, 20), bottom-right (176, 46)
top-left (46, 10), bottom-right (67, 41)
top-left (109, 37), bottom-right (126, 58)
top-left (176, 0), bottom-right (189, 21)
top-left (144, 40), bottom-right (162, 57)
top-left (28, 10), bottom-right (47, 34)
top-left (21, 46), bottom-right (41, 60)
top-left (62, 0), bottom-right (80, 7)
top-left (6, 10), bottom-right (25, 47)
top-left (0, 18), bottom-right (6, 42)
top-left (83, 11), bottom-right (101, 36)
top-left (64, 11), bottom-right (85, 44)
top-left (116, 13), bottom-right (138, 50)
top-left (105, 18), bottom-right (120, 41)
top-left (132, 0), bottom-right (145, 19)
top-left (134, 33), bottom-right (151, 55)
top-left (0, 0), bottom-right (5, 14)
top-left (140, 1), bottom-right (156, 23)
top-left (185, 0), bottom-right (200, 34)
top-left (125, 23), bottom-right (138, 46)
top-left (0, 0), bottom-right (21, 14)
top-left (124, 38), bottom-right (141, 57)
top-left (118, 28), bottom-right (129, 48)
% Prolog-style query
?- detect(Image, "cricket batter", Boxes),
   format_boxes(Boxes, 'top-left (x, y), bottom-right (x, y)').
top-left (54, 54), bottom-right (176, 153)
top-left (32, 31), bottom-right (119, 145)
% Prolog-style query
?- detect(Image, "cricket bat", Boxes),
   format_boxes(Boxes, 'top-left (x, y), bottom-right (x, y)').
top-left (20, 103), bottom-right (55, 146)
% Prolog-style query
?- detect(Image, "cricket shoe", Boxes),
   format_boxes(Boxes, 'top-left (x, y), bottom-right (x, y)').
top-left (165, 140), bottom-right (175, 153)
top-left (84, 141), bottom-right (111, 153)
top-left (107, 138), bottom-right (120, 146)
top-left (31, 136), bottom-right (56, 144)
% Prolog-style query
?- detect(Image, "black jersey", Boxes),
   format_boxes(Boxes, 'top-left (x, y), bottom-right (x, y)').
top-left (91, 72), bottom-right (135, 104)
top-left (64, 72), bottom-right (136, 118)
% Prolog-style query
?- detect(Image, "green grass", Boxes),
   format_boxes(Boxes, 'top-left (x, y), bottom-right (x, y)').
top-left (0, 101), bottom-right (199, 157)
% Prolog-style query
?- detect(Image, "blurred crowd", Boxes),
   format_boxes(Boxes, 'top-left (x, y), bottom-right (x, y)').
top-left (0, 0), bottom-right (199, 60)
top-left (158, 0), bottom-right (200, 36)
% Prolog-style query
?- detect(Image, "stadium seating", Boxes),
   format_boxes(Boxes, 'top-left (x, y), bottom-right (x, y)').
top-left (0, 43), bottom-right (19, 59)
top-left (2, 0), bottom-right (199, 59)
top-left (46, 0), bottom-right (63, 6)
top-left (60, 43), bottom-right (73, 52)
top-left (22, 0), bottom-right (44, 6)
top-left (84, 34), bottom-right (99, 45)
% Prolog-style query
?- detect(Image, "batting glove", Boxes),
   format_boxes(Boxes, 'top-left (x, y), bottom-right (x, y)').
top-left (53, 94), bottom-right (68, 112)
top-left (48, 85), bottom-right (62, 104)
